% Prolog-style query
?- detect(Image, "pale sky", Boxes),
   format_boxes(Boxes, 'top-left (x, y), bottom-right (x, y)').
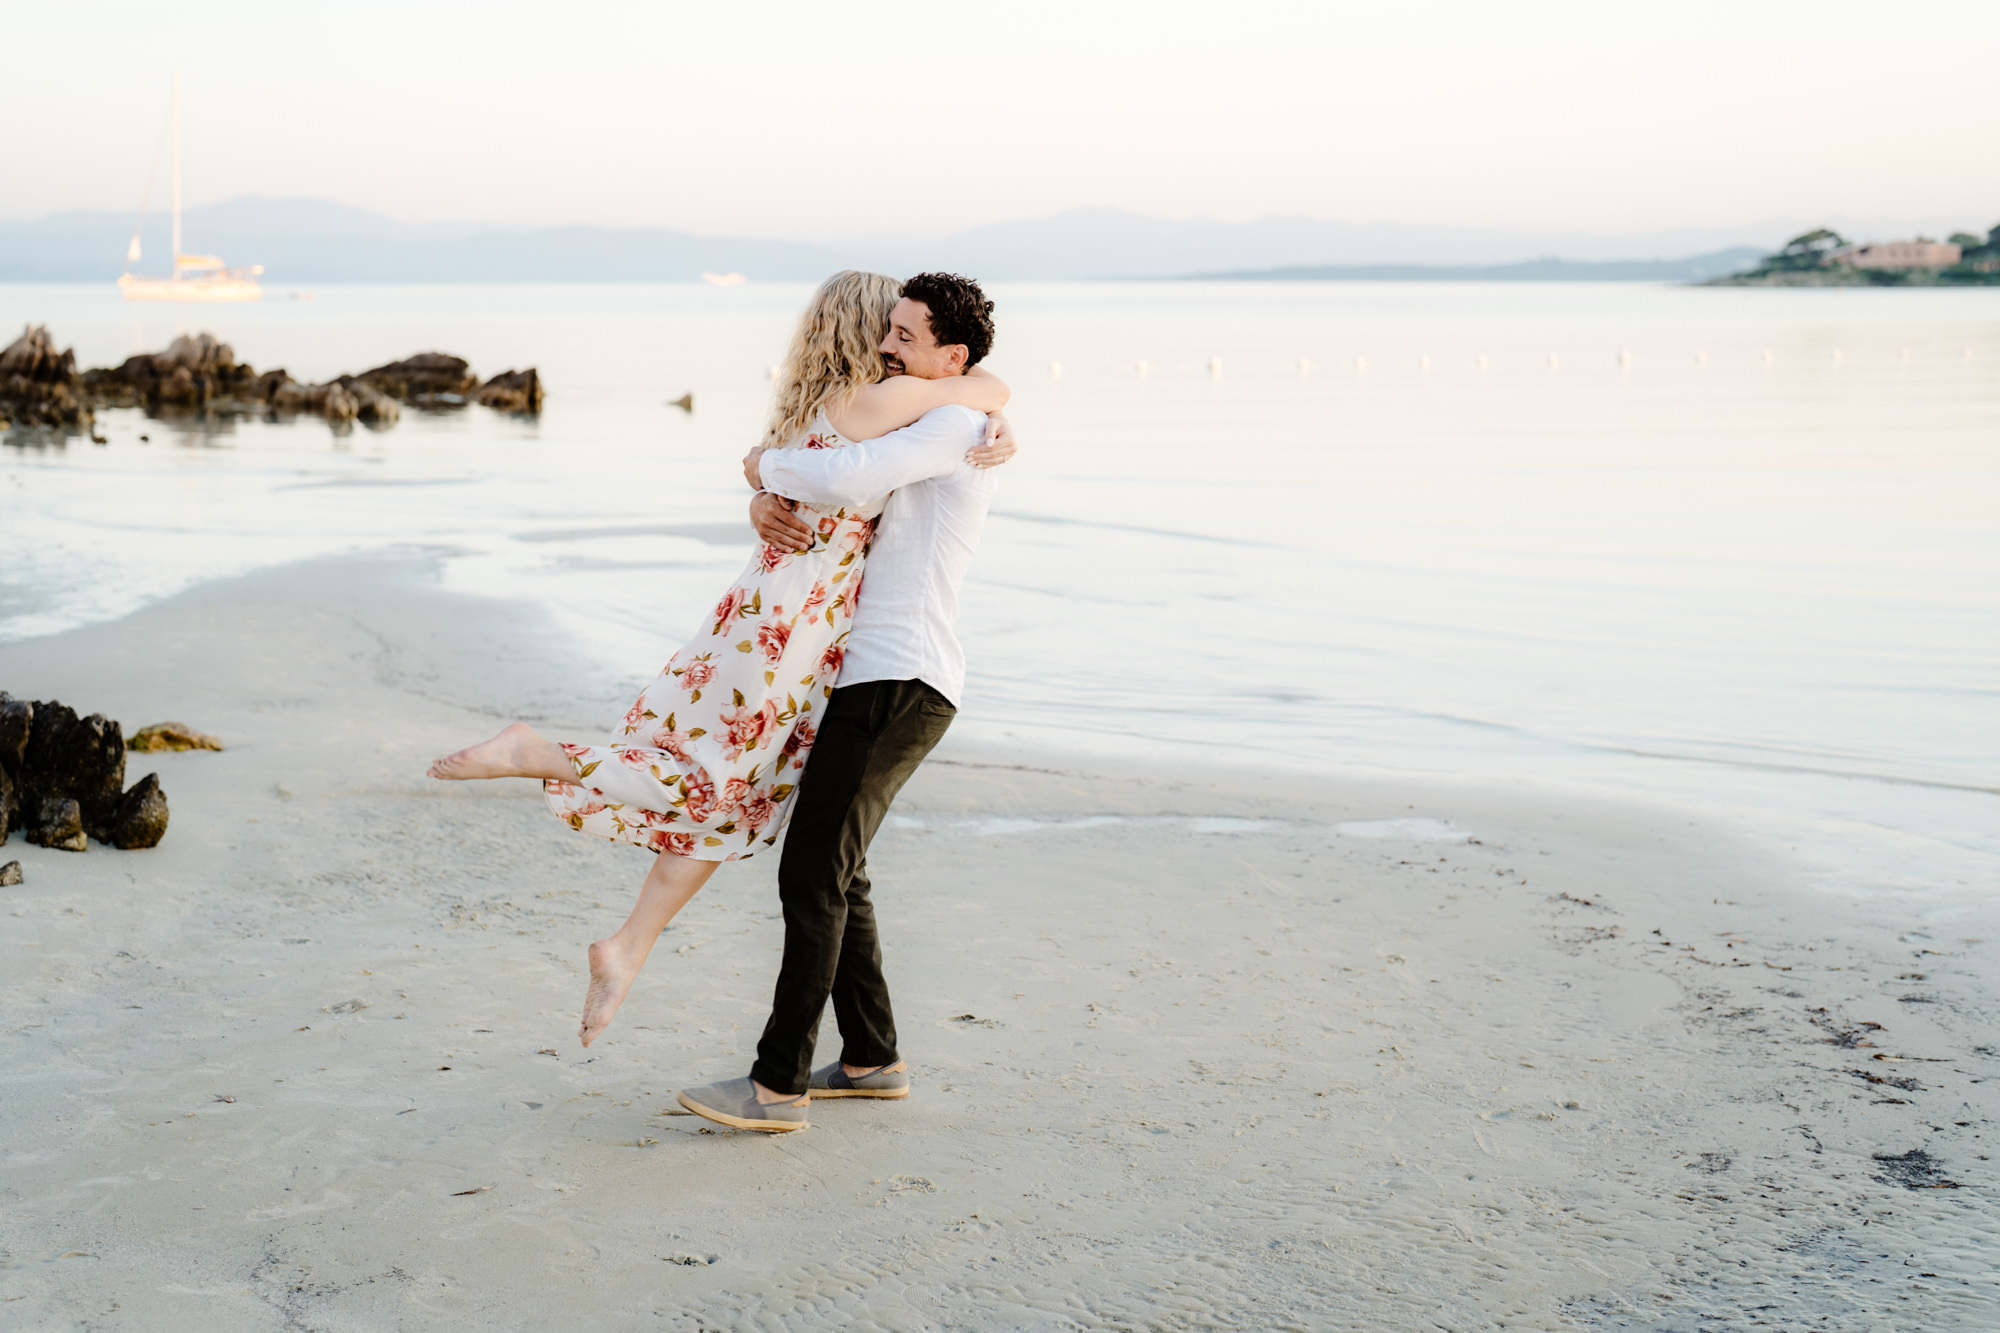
top-left (8, 0), bottom-right (1997, 241)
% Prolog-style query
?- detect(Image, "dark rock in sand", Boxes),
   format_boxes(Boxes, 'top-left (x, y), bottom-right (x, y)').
top-left (0, 860), bottom-right (20, 886)
top-left (103, 773), bottom-right (169, 850)
top-left (474, 368), bottom-right (543, 414)
top-left (0, 692), bottom-right (29, 782)
top-left (0, 693), bottom-right (27, 841)
top-left (128, 721), bottom-right (225, 753)
top-left (21, 702), bottom-right (126, 835)
top-left (359, 353), bottom-right (479, 403)
top-left (26, 796), bottom-right (87, 852)
top-left (5, 695), bottom-right (171, 849)
top-left (23, 703), bottom-right (124, 820)
top-left (0, 325), bottom-right (94, 431)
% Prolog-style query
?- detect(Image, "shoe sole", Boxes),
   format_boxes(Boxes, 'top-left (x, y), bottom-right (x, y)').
top-left (676, 1089), bottom-right (808, 1132)
top-left (809, 1086), bottom-right (910, 1099)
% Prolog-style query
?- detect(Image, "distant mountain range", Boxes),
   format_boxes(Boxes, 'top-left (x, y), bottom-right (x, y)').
top-left (0, 197), bottom-right (1779, 283)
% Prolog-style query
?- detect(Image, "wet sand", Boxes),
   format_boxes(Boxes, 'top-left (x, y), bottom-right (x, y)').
top-left (1, 554), bottom-right (1994, 1329)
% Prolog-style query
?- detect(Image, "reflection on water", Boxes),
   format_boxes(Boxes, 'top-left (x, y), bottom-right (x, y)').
top-left (4, 281), bottom-right (1997, 904)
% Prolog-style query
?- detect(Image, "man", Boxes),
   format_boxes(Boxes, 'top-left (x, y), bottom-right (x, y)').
top-left (676, 273), bottom-right (1001, 1132)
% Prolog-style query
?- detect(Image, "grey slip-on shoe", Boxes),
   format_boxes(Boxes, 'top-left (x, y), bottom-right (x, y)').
top-left (808, 1061), bottom-right (910, 1099)
top-left (677, 1077), bottom-right (810, 1132)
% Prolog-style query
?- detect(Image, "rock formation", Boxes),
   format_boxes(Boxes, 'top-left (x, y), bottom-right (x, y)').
top-left (27, 797), bottom-right (86, 851)
top-left (474, 368), bottom-right (543, 414)
top-left (103, 773), bottom-right (170, 851)
top-left (0, 693), bottom-right (31, 842)
top-left (0, 860), bottom-right (21, 886)
top-left (0, 692), bottom-right (170, 851)
top-left (129, 721), bottom-right (225, 753)
top-left (0, 325), bottom-right (93, 431)
top-left (82, 332), bottom-right (260, 412)
top-left (8, 327), bottom-right (540, 434)
top-left (260, 375), bottom-right (398, 426)
top-left (359, 353), bottom-right (480, 404)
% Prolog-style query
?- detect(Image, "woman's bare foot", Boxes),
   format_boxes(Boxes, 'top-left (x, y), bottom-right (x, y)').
top-left (428, 721), bottom-right (567, 781)
top-left (579, 938), bottom-right (640, 1047)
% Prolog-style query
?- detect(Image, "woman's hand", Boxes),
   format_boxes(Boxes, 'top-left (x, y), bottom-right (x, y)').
top-left (751, 492), bottom-right (814, 553)
top-left (741, 446), bottom-right (768, 490)
top-left (968, 411), bottom-right (1017, 468)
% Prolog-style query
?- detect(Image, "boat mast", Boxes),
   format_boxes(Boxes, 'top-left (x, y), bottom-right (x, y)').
top-left (171, 72), bottom-right (182, 271)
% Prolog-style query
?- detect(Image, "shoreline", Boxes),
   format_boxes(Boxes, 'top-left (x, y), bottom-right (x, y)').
top-left (0, 553), bottom-right (1994, 1327)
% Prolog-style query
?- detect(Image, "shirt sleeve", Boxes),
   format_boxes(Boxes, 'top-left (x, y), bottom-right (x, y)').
top-left (758, 406), bottom-right (980, 509)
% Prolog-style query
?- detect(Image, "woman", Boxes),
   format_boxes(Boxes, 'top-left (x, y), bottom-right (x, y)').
top-left (427, 270), bottom-right (1012, 1045)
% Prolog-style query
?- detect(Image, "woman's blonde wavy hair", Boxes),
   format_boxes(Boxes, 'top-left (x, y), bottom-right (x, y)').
top-left (761, 270), bottom-right (904, 449)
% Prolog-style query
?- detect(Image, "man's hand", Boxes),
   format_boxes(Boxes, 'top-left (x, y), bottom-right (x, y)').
top-left (751, 491), bottom-right (813, 552)
top-left (969, 410), bottom-right (1016, 468)
top-left (741, 446), bottom-right (768, 490)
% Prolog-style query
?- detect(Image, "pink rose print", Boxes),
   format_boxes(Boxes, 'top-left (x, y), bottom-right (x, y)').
top-left (622, 699), bottom-right (652, 731)
top-left (718, 703), bottom-right (769, 758)
top-left (721, 776), bottom-right (752, 814)
top-left (756, 617), bottom-right (791, 665)
top-left (757, 542), bottom-right (792, 574)
top-left (712, 586), bottom-right (748, 632)
top-left (682, 774), bottom-right (718, 821)
top-left (648, 830), bottom-right (697, 856)
top-left (783, 717), bottom-right (816, 758)
top-left (618, 748), bottom-right (653, 769)
top-left (818, 643), bottom-right (844, 677)
top-left (802, 433), bottom-right (835, 450)
top-left (679, 658), bottom-right (716, 693)
top-left (650, 726), bottom-right (695, 761)
top-left (739, 790), bottom-right (776, 833)
top-left (801, 581), bottom-right (827, 617)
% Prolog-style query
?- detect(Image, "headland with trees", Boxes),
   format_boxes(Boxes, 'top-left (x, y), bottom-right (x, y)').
top-left (1710, 224), bottom-right (2000, 285)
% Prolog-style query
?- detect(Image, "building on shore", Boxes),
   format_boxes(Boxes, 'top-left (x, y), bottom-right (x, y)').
top-left (1830, 239), bottom-right (1963, 271)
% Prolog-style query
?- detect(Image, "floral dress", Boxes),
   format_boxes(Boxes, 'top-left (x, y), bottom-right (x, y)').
top-left (543, 415), bottom-right (882, 860)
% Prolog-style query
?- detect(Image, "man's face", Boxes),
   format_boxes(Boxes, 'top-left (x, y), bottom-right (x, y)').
top-left (879, 297), bottom-right (967, 380)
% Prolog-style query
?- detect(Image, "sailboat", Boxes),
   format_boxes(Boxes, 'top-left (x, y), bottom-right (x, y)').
top-left (119, 74), bottom-right (262, 302)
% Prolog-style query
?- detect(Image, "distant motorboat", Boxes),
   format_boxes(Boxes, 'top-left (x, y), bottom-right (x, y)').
top-left (702, 272), bottom-right (748, 287)
top-left (119, 74), bottom-right (262, 303)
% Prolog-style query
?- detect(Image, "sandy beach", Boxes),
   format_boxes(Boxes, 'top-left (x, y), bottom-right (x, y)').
top-left (1, 553), bottom-right (1994, 1329)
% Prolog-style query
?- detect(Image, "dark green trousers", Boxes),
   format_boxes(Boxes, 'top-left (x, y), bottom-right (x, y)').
top-left (750, 678), bottom-right (955, 1095)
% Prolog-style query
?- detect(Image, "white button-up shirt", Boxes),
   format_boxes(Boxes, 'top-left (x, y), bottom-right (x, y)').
top-left (758, 404), bottom-right (995, 707)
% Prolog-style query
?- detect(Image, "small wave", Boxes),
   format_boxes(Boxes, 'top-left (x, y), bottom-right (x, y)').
top-left (990, 509), bottom-right (1282, 549)
top-left (513, 522), bottom-right (753, 545)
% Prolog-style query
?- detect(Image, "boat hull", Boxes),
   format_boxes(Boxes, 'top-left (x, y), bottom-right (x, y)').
top-left (119, 275), bottom-right (262, 303)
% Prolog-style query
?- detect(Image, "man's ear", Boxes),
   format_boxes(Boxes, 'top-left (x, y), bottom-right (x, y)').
top-left (947, 345), bottom-right (970, 373)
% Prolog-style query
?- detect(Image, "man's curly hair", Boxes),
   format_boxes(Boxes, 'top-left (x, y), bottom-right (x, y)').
top-left (901, 272), bottom-right (995, 368)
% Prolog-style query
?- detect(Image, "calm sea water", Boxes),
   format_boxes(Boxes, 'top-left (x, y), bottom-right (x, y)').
top-left (4, 281), bottom-right (1996, 905)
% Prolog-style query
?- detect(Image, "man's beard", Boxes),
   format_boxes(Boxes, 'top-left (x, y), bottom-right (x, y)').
top-left (881, 354), bottom-right (905, 376)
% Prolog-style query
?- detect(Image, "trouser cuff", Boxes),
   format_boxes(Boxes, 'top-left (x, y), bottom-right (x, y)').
top-left (748, 1059), bottom-right (806, 1098)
